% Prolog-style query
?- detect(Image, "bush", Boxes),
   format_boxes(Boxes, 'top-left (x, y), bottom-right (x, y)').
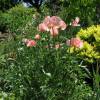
top-left (0, 4), bottom-right (51, 35)
top-left (76, 25), bottom-right (100, 63)
top-left (0, 4), bottom-right (37, 36)
top-left (6, 5), bottom-right (35, 34)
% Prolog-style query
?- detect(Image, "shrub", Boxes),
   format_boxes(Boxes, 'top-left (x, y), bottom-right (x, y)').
top-left (0, 4), bottom-right (51, 36)
top-left (75, 25), bottom-right (100, 63)
top-left (6, 4), bottom-right (35, 34)
top-left (0, 4), bottom-right (37, 35)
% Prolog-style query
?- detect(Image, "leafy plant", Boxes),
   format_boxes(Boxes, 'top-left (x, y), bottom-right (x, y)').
top-left (0, 16), bottom-right (92, 99)
top-left (76, 25), bottom-right (100, 63)
top-left (0, 4), bottom-right (36, 35)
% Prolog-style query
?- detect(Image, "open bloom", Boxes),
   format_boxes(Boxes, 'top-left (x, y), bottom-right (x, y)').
top-left (71, 17), bottom-right (80, 26)
top-left (38, 23), bottom-right (49, 32)
top-left (22, 38), bottom-right (36, 47)
top-left (34, 34), bottom-right (41, 40)
top-left (38, 16), bottom-right (67, 36)
top-left (50, 27), bottom-right (59, 36)
top-left (26, 40), bottom-right (37, 47)
top-left (66, 38), bottom-right (83, 48)
top-left (59, 20), bottom-right (67, 30)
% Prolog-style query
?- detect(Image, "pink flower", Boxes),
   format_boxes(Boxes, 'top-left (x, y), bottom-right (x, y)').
top-left (38, 16), bottom-right (67, 37)
top-left (26, 40), bottom-right (37, 47)
top-left (22, 39), bottom-right (37, 47)
top-left (71, 17), bottom-right (80, 26)
top-left (66, 38), bottom-right (83, 48)
top-left (43, 16), bottom-right (51, 26)
top-left (50, 27), bottom-right (59, 36)
top-left (49, 16), bottom-right (61, 27)
top-left (59, 20), bottom-right (67, 30)
top-left (75, 17), bottom-right (80, 23)
top-left (34, 34), bottom-right (41, 40)
top-left (38, 23), bottom-right (49, 32)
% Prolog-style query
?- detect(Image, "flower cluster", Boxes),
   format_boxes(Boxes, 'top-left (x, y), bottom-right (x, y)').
top-left (23, 16), bottom-right (83, 49)
top-left (38, 16), bottom-right (67, 36)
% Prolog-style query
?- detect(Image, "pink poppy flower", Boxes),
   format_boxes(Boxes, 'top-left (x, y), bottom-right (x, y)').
top-left (50, 27), bottom-right (59, 37)
top-left (38, 16), bottom-right (67, 37)
top-left (75, 17), bottom-right (80, 23)
top-left (34, 34), bottom-right (41, 40)
top-left (66, 38), bottom-right (83, 48)
top-left (26, 40), bottom-right (37, 47)
top-left (43, 16), bottom-right (51, 25)
top-left (38, 23), bottom-right (49, 32)
top-left (50, 16), bottom-right (61, 27)
top-left (71, 17), bottom-right (80, 26)
top-left (59, 20), bottom-right (67, 30)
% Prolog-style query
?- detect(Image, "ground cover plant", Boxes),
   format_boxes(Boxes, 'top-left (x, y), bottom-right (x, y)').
top-left (0, 1), bottom-right (100, 100)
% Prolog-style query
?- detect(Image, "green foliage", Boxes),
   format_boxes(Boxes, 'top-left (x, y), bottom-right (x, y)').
top-left (0, 21), bottom-right (92, 99)
top-left (77, 25), bottom-right (100, 42)
top-left (0, 0), bottom-right (14, 11)
top-left (47, 0), bottom-right (96, 26)
top-left (0, 11), bottom-right (8, 32)
top-left (0, 92), bottom-right (15, 100)
top-left (0, 4), bottom-right (35, 35)
top-left (0, 4), bottom-right (51, 35)
top-left (0, 36), bottom-right (91, 99)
